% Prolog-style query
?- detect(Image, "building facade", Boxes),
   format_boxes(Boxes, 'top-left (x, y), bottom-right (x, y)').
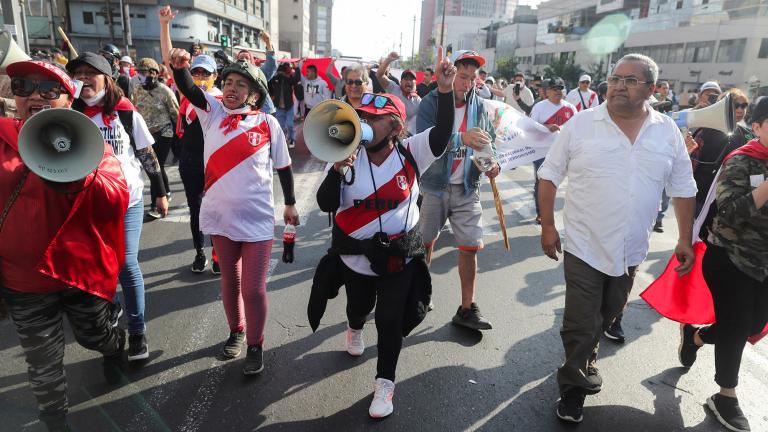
top-left (310, 0), bottom-right (333, 57)
top-left (279, 0), bottom-right (311, 57)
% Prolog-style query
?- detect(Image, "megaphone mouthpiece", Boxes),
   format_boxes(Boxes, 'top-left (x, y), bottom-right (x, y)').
top-left (303, 99), bottom-right (375, 163)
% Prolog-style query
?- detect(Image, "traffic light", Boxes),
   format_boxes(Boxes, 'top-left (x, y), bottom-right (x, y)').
top-left (220, 35), bottom-right (230, 48)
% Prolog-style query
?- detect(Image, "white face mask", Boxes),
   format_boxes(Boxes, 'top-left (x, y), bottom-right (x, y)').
top-left (82, 88), bottom-right (106, 107)
top-left (122, 66), bottom-right (131, 75)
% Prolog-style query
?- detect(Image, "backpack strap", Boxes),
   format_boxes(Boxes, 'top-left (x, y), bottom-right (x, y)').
top-left (397, 142), bottom-right (420, 182)
top-left (116, 110), bottom-right (137, 151)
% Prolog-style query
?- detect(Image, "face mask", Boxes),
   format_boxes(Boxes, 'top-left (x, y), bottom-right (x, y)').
top-left (137, 74), bottom-right (147, 85)
top-left (82, 88), bottom-right (106, 107)
top-left (193, 76), bottom-right (216, 91)
top-left (143, 76), bottom-right (157, 90)
top-left (122, 66), bottom-right (131, 75)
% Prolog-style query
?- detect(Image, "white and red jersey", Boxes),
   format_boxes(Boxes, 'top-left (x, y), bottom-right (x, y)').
top-left (195, 91), bottom-right (291, 242)
top-left (530, 99), bottom-right (577, 128)
top-left (449, 104), bottom-right (469, 184)
top-left (565, 88), bottom-right (598, 111)
top-left (333, 130), bottom-right (439, 276)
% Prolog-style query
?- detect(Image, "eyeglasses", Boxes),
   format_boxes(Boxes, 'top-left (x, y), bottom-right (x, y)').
top-left (361, 93), bottom-right (402, 117)
top-left (10, 78), bottom-right (64, 99)
top-left (735, 102), bottom-right (749, 110)
top-left (191, 69), bottom-right (213, 77)
top-left (346, 79), bottom-right (364, 86)
top-left (607, 76), bottom-right (650, 88)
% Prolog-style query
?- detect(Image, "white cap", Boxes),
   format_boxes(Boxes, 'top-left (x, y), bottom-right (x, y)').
top-left (485, 76), bottom-right (495, 84)
top-left (579, 74), bottom-right (591, 82)
top-left (119, 56), bottom-right (133, 64)
top-left (699, 81), bottom-right (721, 93)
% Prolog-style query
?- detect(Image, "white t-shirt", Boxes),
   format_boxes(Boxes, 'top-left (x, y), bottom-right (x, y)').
top-left (89, 110), bottom-right (155, 207)
top-left (385, 81), bottom-right (422, 135)
top-left (449, 104), bottom-right (469, 184)
top-left (302, 77), bottom-right (330, 109)
top-left (529, 99), bottom-right (577, 127)
top-left (333, 129), bottom-right (439, 275)
top-left (195, 92), bottom-right (292, 242)
top-left (565, 88), bottom-right (599, 111)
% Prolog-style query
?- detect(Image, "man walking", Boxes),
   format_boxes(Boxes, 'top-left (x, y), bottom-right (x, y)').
top-left (537, 54), bottom-right (697, 423)
top-left (376, 52), bottom-right (422, 135)
top-left (417, 50), bottom-right (499, 331)
top-left (504, 72), bottom-right (535, 115)
top-left (566, 74), bottom-right (599, 111)
top-left (301, 65), bottom-right (330, 118)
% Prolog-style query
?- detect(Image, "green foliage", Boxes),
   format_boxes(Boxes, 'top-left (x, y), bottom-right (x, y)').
top-left (585, 61), bottom-right (607, 86)
top-left (543, 58), bottom-right (583, 88)
top-left (495, 57), bottom-right (518, 81)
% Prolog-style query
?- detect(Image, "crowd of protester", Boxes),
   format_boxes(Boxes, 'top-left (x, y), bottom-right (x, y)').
top-left (0, 6), bottom-right (766, 432)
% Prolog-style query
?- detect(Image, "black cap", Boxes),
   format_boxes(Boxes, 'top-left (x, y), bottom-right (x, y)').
top-left (99, 44), bottom-right (121, 59)
top-left (751, 96), bottom-right (768, 125)
top-left (545, 77), bottom-right (565, 88)
top-left (66, 52), bottom-right (114, 77)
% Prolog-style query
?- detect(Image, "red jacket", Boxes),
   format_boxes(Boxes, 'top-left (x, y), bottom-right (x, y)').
top-left (0, 117), bottom-right (129, 301)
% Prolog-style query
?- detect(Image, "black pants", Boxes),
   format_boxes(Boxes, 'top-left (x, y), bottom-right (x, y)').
top-left (151, 132), bottom-right (173, 199)
top-left (0, 286), bottom-right (122, 425)
top-left (178, 154), bottom-right (205, 251)
top-left (343, 261), bottom-right (414, 382)
top-left (699, 244), bottom-right (768, 388)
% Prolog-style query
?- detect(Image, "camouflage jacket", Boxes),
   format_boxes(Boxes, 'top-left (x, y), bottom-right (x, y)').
top-left (710, 153), bottom-right (768, 282)
top-left (131, 83), bottom-right (179, 137)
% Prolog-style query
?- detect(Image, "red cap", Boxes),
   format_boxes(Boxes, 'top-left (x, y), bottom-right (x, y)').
top-left (356, 93), bottom-right (406, 123)
top-left (6, 60), bottom-right (78, 97)
top-left (401, 69), bottom-right (417, 80)
top-left (449, 50), bottom-right (486, 67)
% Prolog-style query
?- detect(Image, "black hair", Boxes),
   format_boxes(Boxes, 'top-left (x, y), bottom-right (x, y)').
top-left (455, 59), bottom-right (480, 70)
top-left (425, 68), bottom-right (434, 74)
top-left (307, 65), bottom-right (317, 72)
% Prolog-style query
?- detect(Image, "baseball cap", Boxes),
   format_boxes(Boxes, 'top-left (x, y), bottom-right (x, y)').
top-left (579, 74), bottom-right (591, 82)
top-left (751, 96), bottom-right (768, 125)
top-left (545, 77), bottom-right (566, 88)
top-left (356, 93), bottom-right (406, 123)
top-left (485, 76), bottom-right (495, 84)
top-left (449, 50), bottom-right (486, 68)
top-left (6, 60), bottom-right (78, 97)
top-left (401, 69), bottom-right (417, 80)
top-left (119, 56), bottom-right (133, 65)
top-left (191, 55), bottom-right (217, 73)
top-left (65, 52), bottom-right (114, 77)
top-left (699, 81), bottom-right (721, 94)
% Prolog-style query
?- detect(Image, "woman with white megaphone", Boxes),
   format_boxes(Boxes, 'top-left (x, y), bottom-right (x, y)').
top-left (309, 47), bottom-right (456, 419)
top-left (66, 52), bottom-right (168, 363)
top-left (169, 46), bottom-right (299, 376)
top-left (0, 60), bottom-right (129, 432)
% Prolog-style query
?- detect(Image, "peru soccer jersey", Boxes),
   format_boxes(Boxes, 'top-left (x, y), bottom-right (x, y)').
top-left (333, 129), bottom-right (438, 275)
top-left (195, 91), bottom-right (291, 242)
top-left (529, 99), bottom-right (577, 127)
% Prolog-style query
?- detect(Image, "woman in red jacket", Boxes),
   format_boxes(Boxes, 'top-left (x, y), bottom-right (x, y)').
top-left (0, 60), bottom-right (129, 432)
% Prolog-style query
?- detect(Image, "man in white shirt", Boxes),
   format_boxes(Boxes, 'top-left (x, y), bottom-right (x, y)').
top-left (301, 65), bottom-right (331, 117)
top-left (503, 72), bottom-right (535, 115)
top-left (565, 74), bottom-right (599, 111)
top-left (376, 52), bottom-right (422, 135)
top-left (537, 54), bottom-right (697, 424)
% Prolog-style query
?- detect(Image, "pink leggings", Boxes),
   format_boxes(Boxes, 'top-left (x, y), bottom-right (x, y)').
top-left (211, 235), bottom-right (273, 347)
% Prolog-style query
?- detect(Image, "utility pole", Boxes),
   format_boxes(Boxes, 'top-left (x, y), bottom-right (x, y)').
top-left (439, 0), bottom-right (446, 46)
top-left (411, 15), bottom-right (415, 61)
top-left (119, 0), bottom-right (132, 56)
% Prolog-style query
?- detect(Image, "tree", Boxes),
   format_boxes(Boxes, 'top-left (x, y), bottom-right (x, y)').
top-left (543, 58), bottom-right (583, 89)
top-left (495, 57), bottom-right (518, 80)
top-left (585, 60), bottom-right (607, 86)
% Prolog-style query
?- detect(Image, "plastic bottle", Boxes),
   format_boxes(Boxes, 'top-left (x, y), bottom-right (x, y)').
top-left (282, 224), bottom-right (296, 263)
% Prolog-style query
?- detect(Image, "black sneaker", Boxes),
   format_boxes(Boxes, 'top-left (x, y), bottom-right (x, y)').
top-left (604, 316), bottom-right (625, 343)
top-left (191, 252), bottom-right (208, 273)
top-left (707, 393), bottom-right (751, 432)
top-left (678, 324), bottom-right (701, 368)
top-left (653, 221), bottom-right (664, 233)
top-left (452, 303), bottom-right (493, 330)
top-left (127, 334), bottom-right (149, 361)
top-left (146, 208), bottom-right (161, 220)
top-left (556, 389), bottom-right (585, 423)
top-left (103, 328), bottom-right (126, 385)
top-left (243, 345), bottom-right (264, 375)
top-left (42, 417), bottom-right (72, 432)
top-left (108, 302), bottom-right (123, 328)
top-left (211, 259), bottom-right (221, 275)
top-left (217, 331), bottom-right (245, 360)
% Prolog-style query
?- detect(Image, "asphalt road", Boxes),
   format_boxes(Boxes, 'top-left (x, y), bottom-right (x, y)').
top-left (1, 155), bottom-right (767, 432)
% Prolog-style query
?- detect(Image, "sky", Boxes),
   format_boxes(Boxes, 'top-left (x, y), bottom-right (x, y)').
top-left (331, 0), bottom-right (545, 61)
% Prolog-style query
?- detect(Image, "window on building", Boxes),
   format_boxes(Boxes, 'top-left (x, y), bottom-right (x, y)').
top-left (684, 41), bottom-right (715, 63)
top-left (667, 43), bottom-right (684, 63)
top-left (83, 11), bottom-right (94, 24)
top-left (716, 39), bottom-right (746, 63)
top-left (649, 45), bottom-right (669, 63)
top-left (759, 38), bottom-right (768, 59)
top-left (293, 14), bottom-right (298, 20)
top-left (676, 1), bottom-right (683, 8)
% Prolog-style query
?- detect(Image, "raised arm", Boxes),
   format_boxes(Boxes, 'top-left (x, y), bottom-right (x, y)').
top-left (158, 5), bottom-right (178, 69)
top-left (260, 32), bottom-right (277, 80)
top-left (169, 48), bottom-right (207, 109)
top-left (428, 47), bottom-right (456, 157)
top-left (376, 52), bottom-right (399, 90)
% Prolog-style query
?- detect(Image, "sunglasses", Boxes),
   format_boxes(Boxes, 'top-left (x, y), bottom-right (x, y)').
top-left (346, 79), bottom-right (364, 86)
top-left (361, 93), bottom-right (402, 117)
top-left (734, 102), bottom-right (749, 110)
top-left (11, 78), bottom-right (64, 99)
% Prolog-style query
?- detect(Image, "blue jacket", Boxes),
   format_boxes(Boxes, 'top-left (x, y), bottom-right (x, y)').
top-left (416, 88), bottom-right (495, 195)
top-left (260, 51), bottom-right (277, 114)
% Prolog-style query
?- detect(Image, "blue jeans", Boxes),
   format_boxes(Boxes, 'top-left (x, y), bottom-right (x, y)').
top-left (656, 191), bottom-right (670, 224)
top-left (273, 107), bottom-right (294, 142)
top-left (116, 202), bottom-right (146, 335)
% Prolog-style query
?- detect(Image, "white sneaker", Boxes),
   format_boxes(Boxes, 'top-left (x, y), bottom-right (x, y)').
top-left (345, 325), bottom-right (365, 356)
top-left (369, 378), bottom-right (395, 418)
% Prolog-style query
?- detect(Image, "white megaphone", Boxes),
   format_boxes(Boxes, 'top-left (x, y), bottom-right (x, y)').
top-left (0, 30), bottom-right (30, 72)
top-left (303, 99), bottom-right (374, 163)
top-left (668, 93), bottom-right (735, 135)
top-left (19, 108), bottom-right (106, 182)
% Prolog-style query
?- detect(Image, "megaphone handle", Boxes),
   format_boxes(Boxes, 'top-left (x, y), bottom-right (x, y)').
top-left (341, 165), bottom-right (355, 185)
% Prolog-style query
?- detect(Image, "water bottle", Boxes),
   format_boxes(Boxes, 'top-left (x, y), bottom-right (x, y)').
top-left (282, 224), bottom-right (296, 263)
